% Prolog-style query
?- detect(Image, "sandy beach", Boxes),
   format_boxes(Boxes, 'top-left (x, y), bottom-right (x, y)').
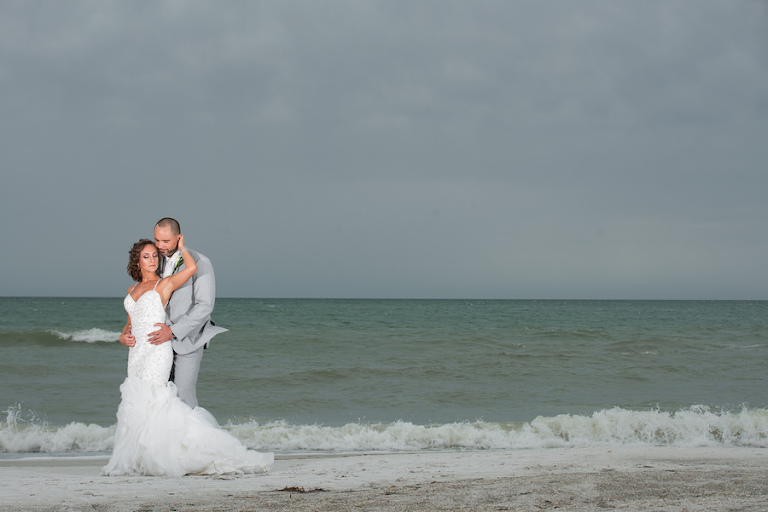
top-left (1, 446), bottom-right (767, 511)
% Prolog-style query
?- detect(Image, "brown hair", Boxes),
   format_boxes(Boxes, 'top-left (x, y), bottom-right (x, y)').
top-left (127, 239), bottom-right (158, 282)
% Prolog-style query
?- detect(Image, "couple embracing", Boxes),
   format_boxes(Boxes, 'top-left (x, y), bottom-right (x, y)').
top-left (102, 218), bottom-right (273, 477)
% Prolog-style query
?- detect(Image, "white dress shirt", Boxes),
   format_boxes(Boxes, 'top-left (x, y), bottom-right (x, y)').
top-left (162, 250), bottom-right (183, 278)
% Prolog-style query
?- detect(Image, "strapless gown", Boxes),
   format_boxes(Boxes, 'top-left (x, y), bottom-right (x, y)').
top-left (102, 290), bottom-right (273, 476)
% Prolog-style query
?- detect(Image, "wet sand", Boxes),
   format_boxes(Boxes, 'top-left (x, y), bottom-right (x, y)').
top-left (1, 446), bottom-right (767, 511)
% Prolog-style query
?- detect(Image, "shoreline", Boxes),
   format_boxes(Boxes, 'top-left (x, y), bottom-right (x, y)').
top-left (1, 446), bottom-right (767, 511)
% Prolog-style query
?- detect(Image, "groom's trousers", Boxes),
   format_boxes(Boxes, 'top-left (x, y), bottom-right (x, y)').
top-left (172, 348), bottom-right (205, 408)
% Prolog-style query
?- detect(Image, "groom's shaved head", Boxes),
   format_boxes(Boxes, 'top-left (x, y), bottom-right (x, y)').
top-left (154, 218), bottom-right (181, 257)
top-left (156, 217), bottom-right (181, 235)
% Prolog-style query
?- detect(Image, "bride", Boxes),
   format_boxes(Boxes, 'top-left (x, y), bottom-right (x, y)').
top-left (102, 237), bottom-right (273, 476)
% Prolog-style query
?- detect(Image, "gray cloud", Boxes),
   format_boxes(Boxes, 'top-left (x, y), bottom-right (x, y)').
top-left (1, 0), bottom-right (766, 299)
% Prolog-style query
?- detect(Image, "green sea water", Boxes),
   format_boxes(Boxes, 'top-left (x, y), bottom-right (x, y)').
top-left (2, 298), bottom-right (768, 455)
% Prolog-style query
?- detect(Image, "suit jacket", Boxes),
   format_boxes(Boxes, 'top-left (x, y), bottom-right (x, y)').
top-left (166, 248), bottom-right (227, 355)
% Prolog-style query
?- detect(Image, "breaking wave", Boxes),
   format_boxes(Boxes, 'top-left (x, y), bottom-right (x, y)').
top-left (49, 328), bottom-right (119, 343)
top-left (3, 404), bottom-right (768, 456)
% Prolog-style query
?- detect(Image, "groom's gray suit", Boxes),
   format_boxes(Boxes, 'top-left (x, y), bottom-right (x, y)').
top-left (165, 248), bottom-right (227, 407)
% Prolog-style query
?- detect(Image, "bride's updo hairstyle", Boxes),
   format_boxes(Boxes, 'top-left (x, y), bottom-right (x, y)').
top-left (128, 239), bottom-right (159, 282)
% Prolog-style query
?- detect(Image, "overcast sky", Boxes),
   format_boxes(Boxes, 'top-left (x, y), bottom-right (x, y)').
top-left (1, 1), bottom-right (766, 299)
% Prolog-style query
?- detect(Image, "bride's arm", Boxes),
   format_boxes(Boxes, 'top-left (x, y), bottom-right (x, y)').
top-left (118, 314), bottom-right (135, 347)
top-left (157, 235), bottom-right (197, 301)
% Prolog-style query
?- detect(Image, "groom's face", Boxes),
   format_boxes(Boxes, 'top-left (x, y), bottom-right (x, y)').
top-left (154, 225), bottom-right (180, 257)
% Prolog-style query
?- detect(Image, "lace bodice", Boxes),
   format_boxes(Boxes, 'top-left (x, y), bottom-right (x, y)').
top-left (124, 289), bottom-right (173, 385)
top-left (125, 290), bottom-right (166, 337)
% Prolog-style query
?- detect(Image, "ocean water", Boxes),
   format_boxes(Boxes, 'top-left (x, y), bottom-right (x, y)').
top-left (1, 298), bottom-right (768, 457)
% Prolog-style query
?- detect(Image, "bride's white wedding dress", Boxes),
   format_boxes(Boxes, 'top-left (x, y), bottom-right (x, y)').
top-left (102, 285), bottom-right (273, 476)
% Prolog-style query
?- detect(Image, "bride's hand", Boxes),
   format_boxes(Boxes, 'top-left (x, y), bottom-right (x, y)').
top-left (178, 234), bottom-right (186, 253)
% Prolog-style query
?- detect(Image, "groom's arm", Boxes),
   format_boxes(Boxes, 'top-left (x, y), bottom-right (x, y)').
top-left (149, 252), bottom-right (216, 345)
top-left (168, 254), bottom-right (216, 341)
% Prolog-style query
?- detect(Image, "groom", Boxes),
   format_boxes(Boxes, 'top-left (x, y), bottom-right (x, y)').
top-left (150, 217), bottom-right (227, 407)
top-left (120, 217), bottom-right (227, 408)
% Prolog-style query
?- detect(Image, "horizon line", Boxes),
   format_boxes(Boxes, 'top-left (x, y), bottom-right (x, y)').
top-left (1, 296), bottom-right (765, 302)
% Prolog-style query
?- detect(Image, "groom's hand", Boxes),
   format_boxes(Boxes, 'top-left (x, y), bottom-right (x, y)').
top-left (149, 323), bottom-right (174, 345)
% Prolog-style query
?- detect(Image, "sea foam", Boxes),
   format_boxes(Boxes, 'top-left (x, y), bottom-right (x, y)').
top-left (3, 405), bottom-right (767, 456)
top-left (50, 328), bottom-right (120, 343)
top-left (0, 405), bottom-right (114, 454)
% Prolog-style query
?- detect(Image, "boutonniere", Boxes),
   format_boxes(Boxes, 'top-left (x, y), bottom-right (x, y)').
top-left (172, 253), bottom-right (185, 275)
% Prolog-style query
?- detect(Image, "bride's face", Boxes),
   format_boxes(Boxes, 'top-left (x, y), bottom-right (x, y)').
top-left (139, 244), bottom-right (160, 274)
